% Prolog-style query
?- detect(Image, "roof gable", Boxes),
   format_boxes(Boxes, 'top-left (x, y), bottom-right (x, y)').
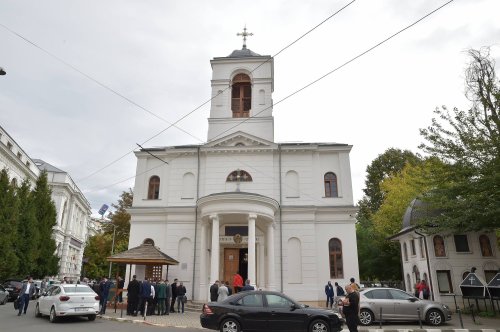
top-left (205, 131), bottom-right (275, 148)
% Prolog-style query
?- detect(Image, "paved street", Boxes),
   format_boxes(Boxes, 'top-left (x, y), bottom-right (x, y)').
top-left (2, 300), bottom-right (500, 331)
top-left (0, 301), bottom-right (200, 332)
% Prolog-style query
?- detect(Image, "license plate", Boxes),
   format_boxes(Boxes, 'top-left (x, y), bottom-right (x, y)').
top-left (75, 308), bottom-right (88, 312)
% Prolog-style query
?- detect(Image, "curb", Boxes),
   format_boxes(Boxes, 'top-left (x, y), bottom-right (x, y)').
top-left (99, 315), bottom-right (500, 332)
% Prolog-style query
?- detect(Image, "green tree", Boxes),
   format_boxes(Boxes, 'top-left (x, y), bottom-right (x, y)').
top-left (419, 48), bottom-right (500, 232)
top-left (356, 149), bottom-right (421, 280)
top-left (16, 179), bottom-right (39, 277)
top-left (83, 189), bottom-right (132, 279)
top-left (0, 169), bottom-right (20, 280)
top-left (32, 171), bottom-right (59, 278)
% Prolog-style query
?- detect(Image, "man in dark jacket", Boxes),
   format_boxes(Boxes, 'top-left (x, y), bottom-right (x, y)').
top-left (325, 281), bottom-right (334, 308)
top-left (127, 275), bottom-right (140, 316)
top-left (138, 277), bottom-right (152, 316)
top-left (17, 277), bottom-right (36, 316)
top-left (170, 279), bottom-right (178, 313)
top-left (210, 280), bottom-right (219, 302)
top-left (99, 276), bottom-right (111, 314)
top-left (176, 282), bottom-right (187, 313)
top-left (342, 285), bottom-right (360, 332)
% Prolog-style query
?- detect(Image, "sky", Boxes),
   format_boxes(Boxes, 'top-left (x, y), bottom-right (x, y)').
top-left (1, 0), bottom-right (499, 216)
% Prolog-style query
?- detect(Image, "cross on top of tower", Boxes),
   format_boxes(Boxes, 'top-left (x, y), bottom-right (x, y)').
top-left (237, 26), bottom-right (253, 49)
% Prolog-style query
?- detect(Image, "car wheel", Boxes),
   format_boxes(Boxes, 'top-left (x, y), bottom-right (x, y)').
top-left (426, 309), bottom-right (444, 326)
top-left (88, 314), bottom-right (96, 321)
top-left (49, 307), bottom-right (58, 323)
top-left (309, 319), bottom-right (330, 332)
top-left (359, 309), bottom-right (374, 325)
top-left (220, 318), bottom-right (241, 332)
top-left (35, 303), bottom-right (42, 317)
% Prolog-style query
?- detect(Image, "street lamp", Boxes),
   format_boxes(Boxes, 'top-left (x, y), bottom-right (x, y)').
top-left (0, 67), bottom-right (6, 75)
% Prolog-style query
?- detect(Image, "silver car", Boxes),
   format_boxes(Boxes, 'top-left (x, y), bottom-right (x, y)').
top-left (35, 284), bottom-right (100, 322)
top-left (355, 288), bottom-right (451, 326)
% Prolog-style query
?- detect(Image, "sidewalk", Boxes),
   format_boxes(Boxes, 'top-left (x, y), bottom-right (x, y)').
top-left (100, 308), bottom-right (500, 331)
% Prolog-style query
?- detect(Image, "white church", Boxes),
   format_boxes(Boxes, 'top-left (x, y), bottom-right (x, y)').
top-left (126, 36), bottom-right (359, 302)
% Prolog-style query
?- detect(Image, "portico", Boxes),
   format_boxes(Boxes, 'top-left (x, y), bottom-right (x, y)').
top-left (198, 192), bottom-right (278, 299)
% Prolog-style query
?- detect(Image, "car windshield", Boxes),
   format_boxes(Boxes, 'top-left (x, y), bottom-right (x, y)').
top-left (63, 285), bottom-right (94, 293)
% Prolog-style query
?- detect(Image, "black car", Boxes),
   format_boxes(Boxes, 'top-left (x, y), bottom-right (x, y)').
top-left (2, 279), bottom-right (22, 301)
top-left (200, 290), bottom-right (343, 332)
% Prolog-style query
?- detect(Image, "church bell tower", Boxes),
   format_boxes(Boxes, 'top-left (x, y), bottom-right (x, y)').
top-left (207, 27), bottom-right (275, 142)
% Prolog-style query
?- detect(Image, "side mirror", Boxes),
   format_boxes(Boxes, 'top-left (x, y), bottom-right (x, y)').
top-left (290, 304), bottom-right (298, 310)
top-left (409, 297), bottom-right (418, 302)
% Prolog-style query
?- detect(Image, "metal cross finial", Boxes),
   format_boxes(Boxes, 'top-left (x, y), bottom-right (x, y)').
top-left (237, 26), bottom-right (253, 49)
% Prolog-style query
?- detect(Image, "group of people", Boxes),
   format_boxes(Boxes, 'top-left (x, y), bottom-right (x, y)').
top-left (325, 278), bottom-right (361, 332)
top-left (209, 272), bottom-right (255, 302)
top-left (126, 275), bottom-right (187, 316)
top-left (414, 279), bottom-right (430, 299)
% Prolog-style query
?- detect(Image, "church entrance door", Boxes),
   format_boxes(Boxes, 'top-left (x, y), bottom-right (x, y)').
top-left (223, 248), bottom-right (248, 287)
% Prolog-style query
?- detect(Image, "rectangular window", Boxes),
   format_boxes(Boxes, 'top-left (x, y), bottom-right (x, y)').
top-left (436, 270), bottom-right (453, 293)
top-left (225, 226), bottom-right (248, 236)
top-left (7, 141), bottom-right (13, 151)
top-left (410, 239), bottom-right (416, 256)
top-left (145, 265), bottom-right (162, 281)
top-left (454, 235), bottom-right (470, 252)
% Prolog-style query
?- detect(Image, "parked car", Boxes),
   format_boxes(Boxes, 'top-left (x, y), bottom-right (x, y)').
top-left (35, 284), bottom-right (100, 322)
top-left (2, 279), bottom-right (22, 301)
top-left (346, 288), bottom-right (451, 326)
top-left (200, 290), bottom-right (344, 332)
top-left (0, 285), bottom-right (9, 304)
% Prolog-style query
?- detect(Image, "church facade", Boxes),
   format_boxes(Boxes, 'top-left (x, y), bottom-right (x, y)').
top-left (127, 43), bottom-right (359, 302)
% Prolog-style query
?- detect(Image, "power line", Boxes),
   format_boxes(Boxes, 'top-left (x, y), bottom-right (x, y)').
top-left (85, 0), bottom-right (455, 195)
top-left (73, 0), bottom-right (357, 183)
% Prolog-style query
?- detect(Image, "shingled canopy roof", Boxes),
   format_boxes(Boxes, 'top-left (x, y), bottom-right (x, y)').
top-left (107, 243), bottom-right (179, 265)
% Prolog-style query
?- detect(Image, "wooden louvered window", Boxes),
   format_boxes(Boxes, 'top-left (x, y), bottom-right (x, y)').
top-left (231, 74), bottom-right (251, 118)
top-left (148, 176), bottom-right (160, 199)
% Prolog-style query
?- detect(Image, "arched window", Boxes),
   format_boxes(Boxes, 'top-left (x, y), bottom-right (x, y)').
top-left (433, 235), bottom-right (446, 257)
top-left (328, 238), bottom-right (343, 278)
top-left (324, 172), bottom-right (338, 197)
top-left (231, 73), bottom-right (251, 118)
top-left (403, 243), bottom-right (408, 261)
top-left (412, 265), bottom-right (420, 283)
top-left (479, 235), bottom-right (493, 257)
top-left (226, 170), bottom-right (252, 182)
top-left (148, 176), bottom-right (160, 199)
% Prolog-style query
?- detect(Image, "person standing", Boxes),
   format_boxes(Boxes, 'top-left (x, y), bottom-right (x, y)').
top-left (233, 272), bottom-right (243, 293)
top-left (342, 285), bottom-right (360, 332)
top-left (225, 281), bottom-right (232, 296)
top-left (99, 276), bottom-right (111, 314)
top-left (17, 277), bottom-right (36, 316)
top-left (350, 277), bottom-right (360, 292)
top-left (241, 279), bottom-right (255, 291)
top-left (127, 275), bottom-right (140, 316)
top-left (138, 277), bottom-right (152, 316)
top-left (157, 280), bottom-right (167, 315)
top-left (170, 279), bottom-right (178, 313)
top-left (335, 282), bottom-right (345, 296)
top-left (217, 282), bottom-right (229, 302)
top-left (164, 279), bottom-right (171, 315)
top-left (116, 276), bottom-right (125, 303)
top-left (325, 281), bottom-right (334, 308)
top-left (176, 281), bottom-right (187, 313)
top-left (210, 280), bottom-right (219, 302)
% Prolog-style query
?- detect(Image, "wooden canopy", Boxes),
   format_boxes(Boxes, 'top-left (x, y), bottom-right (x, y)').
top-left (107, 243), bottom-right (179, 265)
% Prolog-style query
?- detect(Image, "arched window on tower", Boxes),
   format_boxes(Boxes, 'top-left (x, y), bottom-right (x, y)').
top-left (328, 238), bottom-right (343, 278)
top-left (324, 172), bottom-right (338, 197)
top-left (148, 176), bottom-right (160, 199)
top-left (231, 73), bottom-right (251, 118)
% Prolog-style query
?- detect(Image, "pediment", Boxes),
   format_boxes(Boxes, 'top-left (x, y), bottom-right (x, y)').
top-left (205, 131), bottom-right (274, 148)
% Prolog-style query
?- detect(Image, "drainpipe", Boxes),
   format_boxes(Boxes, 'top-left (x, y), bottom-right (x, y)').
top-left (414, 229), bottom-right (434, 301)
top-left (191, 146), bottom-right (201, 300)
top-left (278, 144), bottom-right (283, 292)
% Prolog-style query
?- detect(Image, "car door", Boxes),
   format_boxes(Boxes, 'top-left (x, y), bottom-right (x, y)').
top-left (233, 293), bottom-right (267, 332)
top-left (389, 289), bottom-right (422, 320)
top-left (38, 286), bottom-right (55, 314)
top-left (362, 289), bottom-right (395, 320)
top-left (41, 286), bottom-right (60, 314)
top-left (264, 294), bottom-right (306, 332)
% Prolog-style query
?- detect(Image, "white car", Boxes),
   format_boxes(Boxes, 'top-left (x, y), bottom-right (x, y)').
top-left (35, 284), bottom-right (100, 322)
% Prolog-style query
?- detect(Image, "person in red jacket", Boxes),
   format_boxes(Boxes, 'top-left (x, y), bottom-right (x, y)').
top-left (233, 272), bottom-right (243, 293)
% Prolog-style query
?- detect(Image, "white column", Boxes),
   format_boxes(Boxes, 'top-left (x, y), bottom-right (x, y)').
top-left (258, 240), bottom-right (265, 289)
top-left (248, 214), bottom-right (256, 287)
top-left (209, 214), bottom-right (220, 285)
top-left (199, 221), bottom-right (208, 301)
top-left (267, 222), bottom-right (276, 290)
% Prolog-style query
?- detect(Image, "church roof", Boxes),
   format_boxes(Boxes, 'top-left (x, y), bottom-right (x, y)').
top-left (107, 243), bottom-right (179, 265)
top-left (227, 47), bottom-right (262, 58)
top-left (33, 159), bottom-right (66, 173)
